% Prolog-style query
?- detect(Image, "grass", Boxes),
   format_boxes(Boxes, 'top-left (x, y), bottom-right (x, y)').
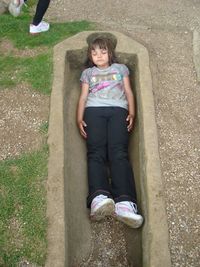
top-left (0, 146), bottom-right (48, 266)
top-left (0, 53), bottom-right (52, 94)
top-left (0, 7), bottom-right (93, 94)
top-left (0, 3), bottom-right (94, 266)
top-left (0, 6), bottom-right (92, 49)
top-left (39, 121), bottom-right (49, 135)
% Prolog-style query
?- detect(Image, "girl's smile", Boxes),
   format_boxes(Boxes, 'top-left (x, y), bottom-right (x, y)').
top-left (91, 47), bottom-right (109, 69)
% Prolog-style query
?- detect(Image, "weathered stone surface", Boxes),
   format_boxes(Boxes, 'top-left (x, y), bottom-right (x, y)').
top-left (46, 31), bottom-right (171, 267)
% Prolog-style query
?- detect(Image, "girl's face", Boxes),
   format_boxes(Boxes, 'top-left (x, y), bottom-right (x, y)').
top-left (91, 46), bottom-right (109, 69)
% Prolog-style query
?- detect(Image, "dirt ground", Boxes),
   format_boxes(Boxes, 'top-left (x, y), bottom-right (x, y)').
top-left (1, 0), bottom-right (200, 266)
top-left (0, 40), bottom-right (49, 161)
top-left (0, 38), bottom-right (50, 161)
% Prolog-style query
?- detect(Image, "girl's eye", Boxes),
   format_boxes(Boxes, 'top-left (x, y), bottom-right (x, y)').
top-left (101, 50), bottom-right (107, 54)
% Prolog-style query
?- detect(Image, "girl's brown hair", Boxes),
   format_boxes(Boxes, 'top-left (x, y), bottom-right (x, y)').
top-left (85, 37), bottom-right (117, 67)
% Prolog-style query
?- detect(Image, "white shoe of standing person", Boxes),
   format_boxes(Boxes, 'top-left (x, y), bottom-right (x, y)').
top-left (8, 0), bottom-right (25, 17)
top-left (29, 21), bottom-right (50, 34)
top-left (115, 201), bottom-right (143, 228)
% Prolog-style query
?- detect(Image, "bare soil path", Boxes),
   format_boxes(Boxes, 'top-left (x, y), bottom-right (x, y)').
top-left (0, 40), bottom-right (49, 160)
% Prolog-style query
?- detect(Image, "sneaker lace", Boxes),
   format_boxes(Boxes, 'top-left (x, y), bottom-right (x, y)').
top-left (130, 202), bottom-right (138, 213)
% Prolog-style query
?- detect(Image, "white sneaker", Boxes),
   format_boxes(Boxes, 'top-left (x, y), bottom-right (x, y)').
top-left (90, 194), bottom-right (115, 221)
top-left (29, 21), bottom-right (50, 34)
top-left (8, 0), bottom-right (25, 17)
top-left (115, 201), bottom-right (143, 228)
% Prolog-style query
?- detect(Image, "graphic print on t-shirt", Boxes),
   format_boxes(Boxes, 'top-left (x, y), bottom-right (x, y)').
top-left (90, 73), bottom-right (123, 93)
top-left (80, 63), bottom-right (129, 109)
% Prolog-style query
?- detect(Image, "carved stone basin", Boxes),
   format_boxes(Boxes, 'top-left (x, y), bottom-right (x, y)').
top-left (46, 31), bottom-right (171, 267)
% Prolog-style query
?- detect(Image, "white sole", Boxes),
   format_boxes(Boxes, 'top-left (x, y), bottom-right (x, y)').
top-left (29, 27), bottom-right (50, 35)
top-left (116, 214), bottom-right (143, 228)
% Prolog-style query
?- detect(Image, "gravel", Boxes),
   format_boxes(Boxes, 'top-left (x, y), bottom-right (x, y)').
top-left (0, 84), bottom-right (49, 160)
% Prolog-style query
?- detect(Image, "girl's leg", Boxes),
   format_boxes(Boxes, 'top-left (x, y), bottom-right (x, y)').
top-left (107, 107), bottom-right (137, 204)
top-left (32, 0), bottom-right (50, 25)
top-left (84, 107), bottom-right (112, 208)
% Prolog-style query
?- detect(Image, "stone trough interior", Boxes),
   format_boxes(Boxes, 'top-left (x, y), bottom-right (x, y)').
top-left (46, 31), bottom-right (171, 267)
top-left (64, 48), bottom-right (142, 266)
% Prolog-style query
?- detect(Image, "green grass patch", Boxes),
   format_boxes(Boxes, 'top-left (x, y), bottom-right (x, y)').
top-left (0, 146), bottom-right (48, 266)
top-left (0, 52), bottom-right (52, 94)
top-left (0, 11), bottom-right (93, 49)
top-left (0, 10), bottom-right (93, 94)
top-left (39, 121), bottom-right (49, 134)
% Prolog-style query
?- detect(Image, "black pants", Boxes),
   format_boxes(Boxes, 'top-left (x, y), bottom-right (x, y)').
top-left (84, 107), bottom-right (137, 208)
top-left (24, 0), bottom-right (50, 25)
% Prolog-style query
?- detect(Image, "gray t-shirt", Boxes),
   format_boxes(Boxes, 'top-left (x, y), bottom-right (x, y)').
top-left (80, 63), bottom-right (129, 110)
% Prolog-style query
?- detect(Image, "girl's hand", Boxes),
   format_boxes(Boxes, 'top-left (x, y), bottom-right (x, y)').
top-left (126, 114), bottom-right (134, 132)
top-left (78, 120), bottom-right (87, 138)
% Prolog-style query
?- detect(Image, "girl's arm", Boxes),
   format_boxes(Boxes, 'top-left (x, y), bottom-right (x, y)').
top-left (123, 76), bottom-right (135, 132)
top-left (77, 82), bottom-right (89, 138)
